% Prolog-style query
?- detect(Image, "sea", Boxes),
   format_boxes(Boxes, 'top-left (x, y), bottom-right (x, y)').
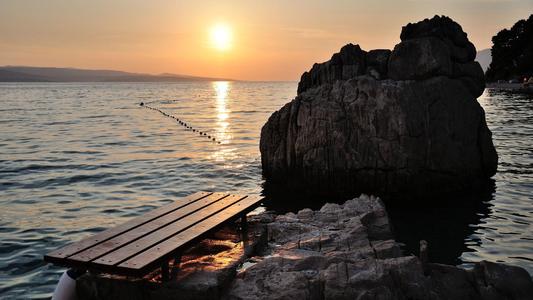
top-left (0, 82), bottom-right (532, 299)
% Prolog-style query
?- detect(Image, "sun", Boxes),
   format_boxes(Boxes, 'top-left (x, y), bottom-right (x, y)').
top-left (210, 24), bottom-right (232, 51)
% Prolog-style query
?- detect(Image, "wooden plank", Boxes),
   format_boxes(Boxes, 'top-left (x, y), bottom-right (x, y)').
top-left (117, 195), bottom-right (263, 274)
top-left (44, 191), bottom-right (211, 263)
top-left (66, 192), bottom-right (230, 263)
top-left (92, 194), bottom-right (249, 267)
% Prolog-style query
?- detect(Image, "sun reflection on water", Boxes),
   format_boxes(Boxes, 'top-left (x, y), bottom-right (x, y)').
top-left (211, 81), bottom-right (237, 163)
top-left (215, 81), bottom-right (230, 124)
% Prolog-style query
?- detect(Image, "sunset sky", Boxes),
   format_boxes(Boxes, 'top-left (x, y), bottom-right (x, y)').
top-left (1, 0), bottom-right (531, 81)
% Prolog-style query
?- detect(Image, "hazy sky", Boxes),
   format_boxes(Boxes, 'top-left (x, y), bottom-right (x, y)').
top-left (1, 0), bottom-right (531, 80)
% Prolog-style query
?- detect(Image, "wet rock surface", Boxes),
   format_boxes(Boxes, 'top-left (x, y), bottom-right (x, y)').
top-left (260, 15), bottom-right (498, 198)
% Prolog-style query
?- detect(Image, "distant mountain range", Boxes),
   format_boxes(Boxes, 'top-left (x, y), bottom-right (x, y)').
top-left (475, 49), bottom-right (492, 73)
top-left (0, 52), bottom-right (492, 83)
top-left (0, 66), bottom-right (230, 82)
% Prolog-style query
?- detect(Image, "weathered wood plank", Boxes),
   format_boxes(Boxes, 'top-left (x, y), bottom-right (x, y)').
top-left (66, 192), bottom-right (230, 263)
top-left (92, 194), bottom-right (248, 267)
top-left (117, 195), bottom-right (262, 274)
top-left (44, 191), bottom-right (211, 263)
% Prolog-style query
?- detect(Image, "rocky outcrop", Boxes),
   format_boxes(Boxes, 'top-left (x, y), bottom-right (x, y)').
top-left (260, 15), bottom-right (498, 198)
top-left (297, 43), bottom-right (368, 94)
top-left (227, 197), bottom-right (533, 300)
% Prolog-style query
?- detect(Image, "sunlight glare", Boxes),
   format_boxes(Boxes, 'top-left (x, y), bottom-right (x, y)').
top-left (209, 81), bottom-right (236, 163)
top-left (212, 81), bottom-right (233, 157)
top-left (210, 24), bottom-right (232, 51)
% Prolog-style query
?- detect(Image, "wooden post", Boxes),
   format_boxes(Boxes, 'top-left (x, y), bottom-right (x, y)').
top-left (171, 252), bottom-right (182, 279)
top-left (241, 215), bottom-right (249, 254)
top-left (161, 261), bottom-right (170, 282)
top-left (420, 240), bottom-right (429, 275)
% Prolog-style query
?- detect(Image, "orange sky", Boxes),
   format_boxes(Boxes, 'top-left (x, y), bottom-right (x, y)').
top-left (1, 0), bottom-right (531, 81)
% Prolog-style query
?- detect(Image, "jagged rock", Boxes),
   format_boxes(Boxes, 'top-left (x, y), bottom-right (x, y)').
top-left (400, 16), bottom-right (469, 44)
top-left (388, 37), bottom-right (452, 80)
top-left (366, 49), bottom-right (391, 79)
top-left (226, 198), bottom-right (533, 300)
top-left (260, 16), bottom-right (497, 199)
top-left (401, 15), bottom-right (477, 64)
top-left (297, 43), bottom-right (367, 94)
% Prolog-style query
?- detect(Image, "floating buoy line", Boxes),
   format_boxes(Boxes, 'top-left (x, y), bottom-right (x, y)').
top-left (139, 102), bottom-right (221, 144)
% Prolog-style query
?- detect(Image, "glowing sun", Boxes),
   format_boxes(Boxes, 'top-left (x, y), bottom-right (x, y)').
top-left (210, 24), bottom-right (232, 51)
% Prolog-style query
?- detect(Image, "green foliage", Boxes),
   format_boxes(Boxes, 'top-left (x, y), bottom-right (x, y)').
top-left (486, 15), bottom-right (533, 81)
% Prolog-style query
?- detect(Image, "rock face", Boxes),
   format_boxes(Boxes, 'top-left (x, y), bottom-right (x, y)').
top-left (260, 15), bottom-right (498, 198)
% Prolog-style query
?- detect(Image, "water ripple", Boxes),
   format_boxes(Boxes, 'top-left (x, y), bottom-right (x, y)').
top-left (0, 82), bottom-right (532, 299)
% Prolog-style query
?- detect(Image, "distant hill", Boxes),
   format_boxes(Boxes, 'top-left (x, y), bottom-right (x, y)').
top-left (0, 66), bottom-right (230, 82)
top-left (0, 69), bottom-right (51, 82)
top-left (475, 49), bottom-right (491, 73)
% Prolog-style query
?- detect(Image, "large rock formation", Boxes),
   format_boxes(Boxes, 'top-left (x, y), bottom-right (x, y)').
top-left (260, 15), bottom-right (498, 198)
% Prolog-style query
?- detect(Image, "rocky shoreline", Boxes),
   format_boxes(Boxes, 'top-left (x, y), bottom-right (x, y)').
top-left (77, 195), bottom-right (533, 300)
top-left (229, 196), bottom-right (533, 300)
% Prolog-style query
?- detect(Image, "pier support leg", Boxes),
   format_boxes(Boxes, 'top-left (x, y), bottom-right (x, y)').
top-left (161, 262), bottom-right (170, 282)
top-left (171, 252), bottom-right (182, 279)
top-left (420, 240), bottom-right (429, 275)
top-left (241, 215), bottom-right (249, 254)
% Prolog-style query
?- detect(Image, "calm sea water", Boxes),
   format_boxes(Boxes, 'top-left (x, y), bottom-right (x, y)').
top-left (0, 82), bottom-right (531, 299)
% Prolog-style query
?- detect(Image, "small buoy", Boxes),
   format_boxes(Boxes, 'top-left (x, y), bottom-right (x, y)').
top-left (140, 102), bottom-right (144, 106)
top-left (51, 269), bottom-right (85, 300)
top-left (212, 138), bottom-right (216, 141)
top-left (207, 135), bottom-right (211, 138)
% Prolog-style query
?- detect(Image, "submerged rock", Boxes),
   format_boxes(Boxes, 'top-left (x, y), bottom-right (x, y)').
top-left (260, 15), bottom-right (497, 198)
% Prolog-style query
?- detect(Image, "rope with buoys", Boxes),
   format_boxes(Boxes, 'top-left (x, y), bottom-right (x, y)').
top-left (139, 102), bottom-right (221, 144)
